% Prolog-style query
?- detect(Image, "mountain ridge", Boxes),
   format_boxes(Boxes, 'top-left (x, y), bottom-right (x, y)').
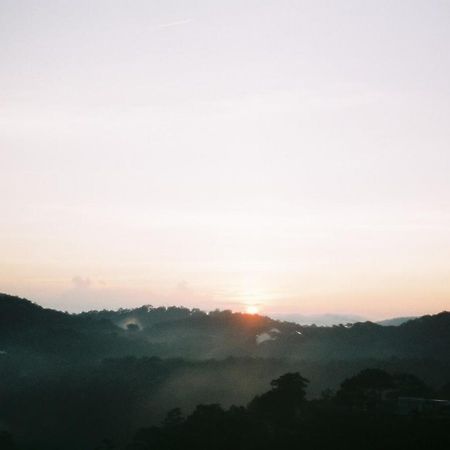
top-left (1, 292), bottom-right (449, 362)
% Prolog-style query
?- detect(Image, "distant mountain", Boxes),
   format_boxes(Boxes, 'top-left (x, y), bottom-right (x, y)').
top-left (377, 316), bottom-right (416, 326)
top-left (270, 313), bottom-right (366, 326)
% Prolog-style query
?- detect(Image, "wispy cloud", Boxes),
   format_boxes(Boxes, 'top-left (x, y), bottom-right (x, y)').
top-left (155, 19), bottom-right (193, 30)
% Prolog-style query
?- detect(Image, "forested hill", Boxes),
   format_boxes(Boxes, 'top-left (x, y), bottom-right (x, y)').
top-left (1, 293), bottom-right (450, 450)
top-left (1, 293), bottom-right (449, 362)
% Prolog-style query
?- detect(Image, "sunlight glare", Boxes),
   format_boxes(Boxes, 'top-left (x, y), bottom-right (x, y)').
top-left (246, 305), bottom-right (259, 315)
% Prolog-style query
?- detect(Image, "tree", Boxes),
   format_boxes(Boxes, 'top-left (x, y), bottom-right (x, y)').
top-left (392, 373), bottom-right (433, 398)
top-left (336, 368), bottom-right (394, 409)
top-left (248, 372), bottom-right (309, 423)
top-left (270, 372), bottom-right (309, 399)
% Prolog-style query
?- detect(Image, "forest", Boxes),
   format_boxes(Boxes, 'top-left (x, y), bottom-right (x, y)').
top-left (1, 293), bottom-right (449, 449)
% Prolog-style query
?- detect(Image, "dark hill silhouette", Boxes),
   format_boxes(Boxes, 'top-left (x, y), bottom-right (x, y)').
top-left (1, 293), bottom-right (450, 449)
top-left (0, 293), bottom-right (68, 329)
top-left (377, 316), bottom-right (416, 326)
top-left (1, 293), bottom-right (450, 361)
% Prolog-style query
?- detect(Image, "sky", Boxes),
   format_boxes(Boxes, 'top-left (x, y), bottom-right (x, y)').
top-left (1, 0), bottom-right (450, 319)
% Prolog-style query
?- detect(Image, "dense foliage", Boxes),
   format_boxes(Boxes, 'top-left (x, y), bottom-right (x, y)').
top-left (127, 370), bottom-right (450, 450)
top-left (1, 293), bottom-right (449, 449)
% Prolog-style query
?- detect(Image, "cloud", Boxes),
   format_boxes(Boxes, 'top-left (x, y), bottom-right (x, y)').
top-left (52, 277), bottom-right (211, 313)
top-left (154, 19), bottom-right (193, 30)
top-left (57, 278), bottom-right (153, 312)
top-left (71, 276), bottom-right (91, 289)
top-left (256, 328), bottom-right (281, 345)
top-left (256, 332), bottom-right (276, 345)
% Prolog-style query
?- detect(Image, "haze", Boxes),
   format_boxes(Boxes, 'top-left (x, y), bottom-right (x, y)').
top-left (1, 0), bottom-right (450, 319)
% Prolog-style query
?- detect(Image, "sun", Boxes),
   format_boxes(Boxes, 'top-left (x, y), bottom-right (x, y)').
top-left (245, 305), bottom-right (259, 315)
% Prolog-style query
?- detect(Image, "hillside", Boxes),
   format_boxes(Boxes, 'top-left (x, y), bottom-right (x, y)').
top-left (1, 293), bottom-right (450, 362)
top-left (1, 293), bottom-right (450, 449)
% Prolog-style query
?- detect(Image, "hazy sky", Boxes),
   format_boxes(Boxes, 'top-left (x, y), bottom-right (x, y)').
top-left (1, 0), bottom-right (450, 318)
